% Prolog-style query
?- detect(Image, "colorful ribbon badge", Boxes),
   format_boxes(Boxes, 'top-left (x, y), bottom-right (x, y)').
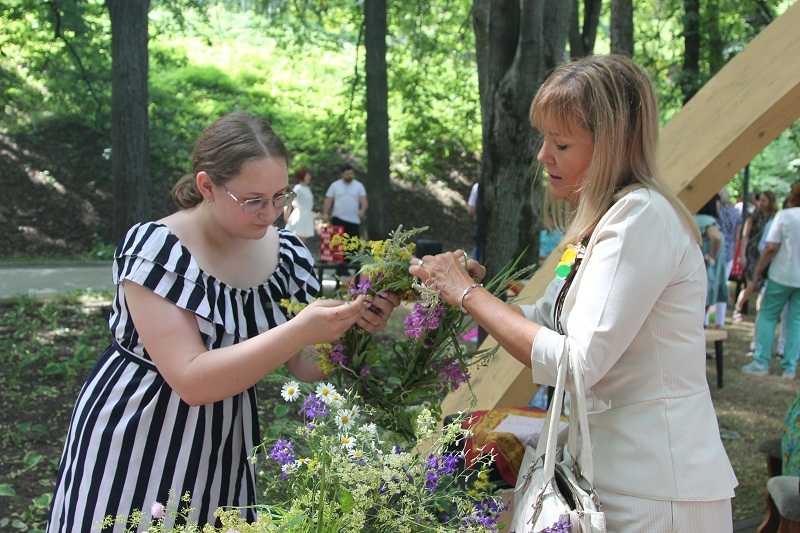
top-left (554, 243), bottom-right (585, 280)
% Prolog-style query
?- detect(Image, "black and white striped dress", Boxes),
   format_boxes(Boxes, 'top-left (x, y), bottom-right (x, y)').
top-left (47, 222), bottom-right (319, 532)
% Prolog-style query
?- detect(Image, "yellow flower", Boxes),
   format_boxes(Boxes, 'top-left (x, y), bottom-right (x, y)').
top-left (369, 240), bottom-right (387, 259)
top-left (315, 343), bottom-right (335, 375)
top-left (330, 234), bottom-right (345, 248)
top-left (467, 468), bottom-right (492, 498)
top-left (280, 298), bottom-right (307, 316)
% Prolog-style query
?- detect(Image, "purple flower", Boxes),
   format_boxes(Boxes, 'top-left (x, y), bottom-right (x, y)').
top-left (461, 498), bottom-right (506, 531)
top-left (300, 394), bottom-right (329, 419)
top-left (330, 343), bottom-right (347, 365)
top-left (404, 303), bottom-right (445, 338)
top-left (539, 516), bottom-right (572, 533)
top-left (359, 366), bottom-right (371, 377)
top-left (424, 453), bottom-right (462, 491)
top-left (269, 439), bottom-right (295, 466)
top-left (349, 278), bottom-right (372, 296)
top-left (425, 469), bottom-right (440, 491)
top-left (438, 359), bottom-right (470, 389)
top-left (150, 501), bottom-right (166, 519)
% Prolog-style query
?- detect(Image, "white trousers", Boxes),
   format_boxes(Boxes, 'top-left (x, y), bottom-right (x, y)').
top-left (597, 489), bottom-right (733, 533)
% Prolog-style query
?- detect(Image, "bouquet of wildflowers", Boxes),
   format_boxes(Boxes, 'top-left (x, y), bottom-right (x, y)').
top-left (249, 381), bottom-right (505, 532)
top-left (102, 382), bottom-right (504, 532)
top-left (282, 226), bottom-right (535, 442)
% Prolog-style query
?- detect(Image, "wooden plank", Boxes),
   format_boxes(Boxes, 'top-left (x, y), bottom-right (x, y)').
top-left (442, 2), bottom-right (800, 416)
top-left (705, 329), bottom-right (728, 342)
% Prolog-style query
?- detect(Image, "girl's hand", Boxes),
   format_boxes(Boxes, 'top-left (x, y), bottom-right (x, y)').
top-left (295, 296), bottom-right (367, 344)
top-left (409, 249), bottom-right (477, 307)
top-left (358, 291), bottom-right (401, 333)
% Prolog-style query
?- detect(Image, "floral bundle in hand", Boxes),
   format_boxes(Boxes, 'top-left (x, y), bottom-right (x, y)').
top-left (282, 226), bottom-right (534, 442)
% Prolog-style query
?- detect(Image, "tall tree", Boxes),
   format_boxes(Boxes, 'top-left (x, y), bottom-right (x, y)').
top-left (363, 0), bottom-right (390, 239)
top-left (473, 0), bottom-right (572, 277)
top-left (610, 0), bottom-right (634, 56)
top-left (705, 0), bottom-right (724, 75)
top-left (108, 0), bottom-right (151, 241)
top-left (569, 0), bottom-right (602, 58)
top-left (681, 0), bottom-right (701, 103)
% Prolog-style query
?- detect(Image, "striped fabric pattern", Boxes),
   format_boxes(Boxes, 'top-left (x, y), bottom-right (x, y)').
top-left (47, 222), bottom-right (319, 532)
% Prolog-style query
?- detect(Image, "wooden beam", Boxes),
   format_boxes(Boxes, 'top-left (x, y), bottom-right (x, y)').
top-left (442, 1), bottom-right (800, 416)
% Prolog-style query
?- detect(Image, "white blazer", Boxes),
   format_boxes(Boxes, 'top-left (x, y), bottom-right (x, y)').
top-left (522, 187), bottom-right (737, 501)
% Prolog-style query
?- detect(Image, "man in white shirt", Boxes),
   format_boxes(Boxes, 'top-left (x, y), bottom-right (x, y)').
top-left (743, 192), bottom-right (800, 378)
top-left (323, 165), bottom-right (368, 238)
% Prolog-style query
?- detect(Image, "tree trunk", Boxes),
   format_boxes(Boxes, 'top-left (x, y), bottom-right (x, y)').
top-left (473, 0), bottom-right (572, 277)
top-left (569, 0), bottom-right (602, 59)
top-left (706, 0), bottom-right (724, 74)
top-left (363, 0), bottom-right (390, 239)
top-left (108, 0), bottom-right (150, 242)
top-left (610, 0), bottom-right (634, 56)
top-left (681, 0), bottom-right (701, 104)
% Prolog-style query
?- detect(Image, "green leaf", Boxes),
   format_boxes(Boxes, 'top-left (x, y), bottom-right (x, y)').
top-left (338, 489), bottom-right (354, 513)
top-left (386, 376), bottom-right (403, 387)
top-left (274, 404), bottom-right (289, 418)
top-left (11, 519), bottom-right (27, 531)
top-left (33, 492), bottom-right (52, 508)
top-left (23, 451), bottom-right (44, 469)
top-left (0, 483), bottom-right (15, 497)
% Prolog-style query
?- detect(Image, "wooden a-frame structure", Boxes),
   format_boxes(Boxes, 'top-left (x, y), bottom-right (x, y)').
top-left (442, 1), bottom-right (800, 416)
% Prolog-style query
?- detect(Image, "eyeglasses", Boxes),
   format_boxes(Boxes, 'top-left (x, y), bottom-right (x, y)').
top-left (224, 186), bottom-right (296, 214)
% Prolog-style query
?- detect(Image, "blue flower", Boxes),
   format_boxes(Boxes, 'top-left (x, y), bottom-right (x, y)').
top-left (269, 439), bottom-right (295, 466)
top-left (300, 394), bottom-right (329, 419)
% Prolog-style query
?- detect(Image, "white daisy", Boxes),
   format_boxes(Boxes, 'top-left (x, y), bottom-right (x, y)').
top-left (339, 434), bottom-right (356, 449)
top-left (335, 409), bottom-right (356, 430)
top-left (328, 392), bottom-right (345, 408)
top-left (280, 381), bottom-right (301, 402)
top-left (315, 382), bottom-right (337, 404)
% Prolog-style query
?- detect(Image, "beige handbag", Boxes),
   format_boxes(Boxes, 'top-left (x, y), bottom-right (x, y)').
top-left (510, 345), bottom-right (606, 533)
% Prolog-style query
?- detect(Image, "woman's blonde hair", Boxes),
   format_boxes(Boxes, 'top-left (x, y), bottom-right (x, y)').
top-left (171, 111), bottom-right (290, 209)
top-left (530, 55), bottom-right (700, 245)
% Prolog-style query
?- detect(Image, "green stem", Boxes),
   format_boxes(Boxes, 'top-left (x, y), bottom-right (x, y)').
top-left (316, 458), bottom-right (327, 533)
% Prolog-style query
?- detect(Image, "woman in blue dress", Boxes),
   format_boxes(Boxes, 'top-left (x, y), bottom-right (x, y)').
top-left (47, 112), bottom-right (397, 532)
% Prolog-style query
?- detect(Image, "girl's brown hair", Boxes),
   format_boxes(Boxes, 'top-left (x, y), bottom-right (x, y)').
top-left (172, 111), bottom-right (290, 209)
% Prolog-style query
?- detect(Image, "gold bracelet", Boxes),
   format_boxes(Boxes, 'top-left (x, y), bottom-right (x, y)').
top-left (459, 283), bottom-right (483, 314)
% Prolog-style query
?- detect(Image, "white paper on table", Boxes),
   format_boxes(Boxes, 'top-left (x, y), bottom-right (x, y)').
top-left (492, 414), bottom-right (568, 447)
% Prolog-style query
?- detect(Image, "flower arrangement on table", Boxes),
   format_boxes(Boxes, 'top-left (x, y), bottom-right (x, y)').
top-left (106, 383), bottom-right (505, 532)
top-left (281, 225), bottom-right (535, 442)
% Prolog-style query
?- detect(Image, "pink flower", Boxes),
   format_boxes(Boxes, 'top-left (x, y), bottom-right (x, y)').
top-left (150, 501), bottom-right (166, 519)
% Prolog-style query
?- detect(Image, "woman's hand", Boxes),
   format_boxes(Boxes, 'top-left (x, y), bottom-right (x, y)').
top-left (358, 291), bottom-right (401, 333)
top-left (408, 249), bottom-right (482, 307)
top-left (295, 296), bottom-right (367, 344)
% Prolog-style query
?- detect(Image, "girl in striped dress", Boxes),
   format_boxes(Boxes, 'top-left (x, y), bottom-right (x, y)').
top-left (47, 112), bottom-right (398, 532)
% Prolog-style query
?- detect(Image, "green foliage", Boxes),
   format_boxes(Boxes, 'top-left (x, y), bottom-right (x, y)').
top-left (0, 291), bottom-right (112, 530)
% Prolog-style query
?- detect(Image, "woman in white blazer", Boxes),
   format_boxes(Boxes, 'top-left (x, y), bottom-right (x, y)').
top-left (410, 55), bottom-right (737, 532)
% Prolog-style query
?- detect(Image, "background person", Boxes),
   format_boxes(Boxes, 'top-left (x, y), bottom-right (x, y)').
top-left (734, 190), bottom-right (777, 322)
top-left (742, 185), bottom-right (800, 378)
top-left (322, 163), bottom-right (368, 239)
top-left (284, 166), bottom-right (316, 239)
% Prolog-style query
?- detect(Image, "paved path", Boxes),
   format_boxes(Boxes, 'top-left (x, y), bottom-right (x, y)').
top-left (0, 263), bottom-right (114, 298)
top-left (0, 262), bottom-right (340, 298)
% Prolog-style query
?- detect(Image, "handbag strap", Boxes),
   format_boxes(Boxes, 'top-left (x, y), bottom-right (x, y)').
top-left (533, 343), bottom-right (570, 484)
top-left (566, 348), bottom-right (594, 484)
